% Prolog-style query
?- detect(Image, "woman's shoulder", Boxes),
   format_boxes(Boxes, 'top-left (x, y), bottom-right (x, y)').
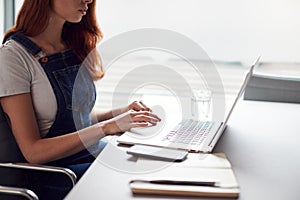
top-left (0, 39), bottom-right (27, 55)
top-left (0, 39), bottom-right (36, 68)
top-left (0, 39), bottom-right (38, 73)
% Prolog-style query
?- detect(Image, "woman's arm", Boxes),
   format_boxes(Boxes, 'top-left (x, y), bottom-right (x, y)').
top-left (1, 93), bottom-right (105, 164)
top-left (1, 94), bottom-right (160, 164)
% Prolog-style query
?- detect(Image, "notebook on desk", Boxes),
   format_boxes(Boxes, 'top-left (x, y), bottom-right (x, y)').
top-left (129, 153), bottom-right (239, 198)
top-left (117, 57), bottom-right (260, 152)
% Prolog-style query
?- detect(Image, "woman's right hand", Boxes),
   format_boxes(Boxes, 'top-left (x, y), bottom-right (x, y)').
top-left (100, 109), bottom-right (161, 135)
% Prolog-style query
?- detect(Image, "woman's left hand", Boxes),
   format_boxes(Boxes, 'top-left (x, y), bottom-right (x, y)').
top-left (128, 100), bottom-right (151, 112)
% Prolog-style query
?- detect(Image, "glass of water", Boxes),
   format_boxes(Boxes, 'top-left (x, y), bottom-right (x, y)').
top-left (191, 89), bottom-right (212, 120)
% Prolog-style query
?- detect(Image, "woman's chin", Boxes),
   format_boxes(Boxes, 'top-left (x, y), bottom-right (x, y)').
top-left (67, 16), bottom-right (83, 23)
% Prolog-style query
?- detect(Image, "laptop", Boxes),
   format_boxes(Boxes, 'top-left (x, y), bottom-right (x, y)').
top-left (117, 57), bottom-right (260, 152)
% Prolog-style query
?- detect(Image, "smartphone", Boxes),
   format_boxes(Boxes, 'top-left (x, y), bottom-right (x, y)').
top-left (127, 144), bottom-right (188, 162)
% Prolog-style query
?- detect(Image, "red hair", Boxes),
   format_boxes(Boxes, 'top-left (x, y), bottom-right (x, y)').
top-left (3, 0), bottom-right (104, 79)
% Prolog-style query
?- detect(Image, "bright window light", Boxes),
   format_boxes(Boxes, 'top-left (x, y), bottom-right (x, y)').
top-left (0, 0), bottom-right (4, 41)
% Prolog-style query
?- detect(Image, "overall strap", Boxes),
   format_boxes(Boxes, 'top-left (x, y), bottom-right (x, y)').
top-left (8, 32), bottom-right (46, 59)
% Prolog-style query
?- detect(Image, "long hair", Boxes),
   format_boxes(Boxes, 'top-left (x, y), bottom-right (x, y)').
top-left (3, 0), bottom-right (104, 80)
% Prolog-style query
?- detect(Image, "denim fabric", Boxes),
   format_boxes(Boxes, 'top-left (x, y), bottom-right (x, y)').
top-left (10, 33), bottom-right (106, 200)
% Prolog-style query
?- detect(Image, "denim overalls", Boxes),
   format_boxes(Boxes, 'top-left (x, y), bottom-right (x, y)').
top-left (9, 33), bottom-right (106, 178)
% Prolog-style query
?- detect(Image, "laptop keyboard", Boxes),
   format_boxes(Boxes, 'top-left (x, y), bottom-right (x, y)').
top-left (162, 119), bottom-right (214, 145)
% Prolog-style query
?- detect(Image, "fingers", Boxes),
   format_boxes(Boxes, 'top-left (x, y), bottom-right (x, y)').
top-left (138, 100), bottom-right (151, 112)
top-left (103, 110), bottom-right (162, 135)
top-left (132, 115), bottom-right (159, 125)
top-left (129, 100), bottom-right (151, 112)
top-left (125, 110), bottom-right (161, 129)
top-left (129, 110), bottom-right (161, 122)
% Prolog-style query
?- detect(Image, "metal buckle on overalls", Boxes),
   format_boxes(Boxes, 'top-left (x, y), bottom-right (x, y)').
top-left (35, 51), bottom-right (48, 62)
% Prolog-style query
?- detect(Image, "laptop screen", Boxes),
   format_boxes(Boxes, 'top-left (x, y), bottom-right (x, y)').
top-left (223, 56), bottom-right (261, 125)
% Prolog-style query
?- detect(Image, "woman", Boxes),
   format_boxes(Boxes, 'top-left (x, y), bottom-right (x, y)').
top-left (0, 0), bottom-right (160, 182)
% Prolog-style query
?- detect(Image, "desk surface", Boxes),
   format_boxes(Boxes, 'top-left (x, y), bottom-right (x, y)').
top-left (66, 100), bottom-right (300, 200)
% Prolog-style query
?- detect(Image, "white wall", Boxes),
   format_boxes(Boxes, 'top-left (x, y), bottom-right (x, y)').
top-left (15, 0), bottom-right (22, 16)
top-left (0, 0), bottom-right (4, 41)
top-left (97, 0), bottom-right (300, 63)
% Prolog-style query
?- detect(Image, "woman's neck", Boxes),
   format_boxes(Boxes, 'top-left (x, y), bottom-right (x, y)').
top-left (28, 15), bottom-right (67, 55)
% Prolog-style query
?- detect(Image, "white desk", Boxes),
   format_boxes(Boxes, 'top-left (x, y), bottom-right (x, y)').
top-left (65, 100), bottom-right (300, 200)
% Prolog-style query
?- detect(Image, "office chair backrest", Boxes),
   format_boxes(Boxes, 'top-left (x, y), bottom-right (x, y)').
top-left (0, 105), bottom-right (77, 199)
top-left (0, 104), bottom-right (26, 186)
top-left (0, 105), bottom-right (25, 163)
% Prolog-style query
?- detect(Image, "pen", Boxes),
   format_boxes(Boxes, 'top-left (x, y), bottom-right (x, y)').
top-left (130, 179), bottom-right (217, 187)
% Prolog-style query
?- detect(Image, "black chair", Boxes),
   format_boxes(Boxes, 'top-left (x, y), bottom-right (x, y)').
top-left (0, 105), bottom-right (77, 200)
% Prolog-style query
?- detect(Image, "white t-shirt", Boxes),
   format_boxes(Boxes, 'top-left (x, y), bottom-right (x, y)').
top-left (0, 39), bottom-right (57, 137)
